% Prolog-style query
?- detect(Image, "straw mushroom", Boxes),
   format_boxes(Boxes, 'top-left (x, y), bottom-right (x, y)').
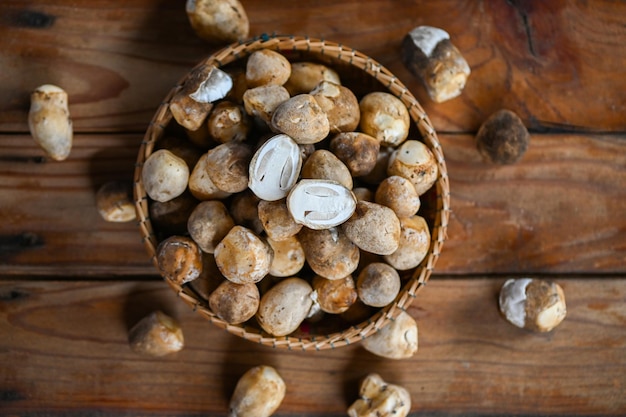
top-left (258, 199), bottom-right (303, 241)
top-left (387, 140), bottom-right (438, 196)
top-left (149, 191), bottom-right (199, 236)
top-left (243, 84), bottom-right (290, 127)
top-left (229, 365), bottom-right (286, 417)
top-left (329, 132), bottom-right (380, 177)
top-left (310, 81), bottom-right (360, 133)
top-left (499, 278), bottom-right (567, 332)
top-left (266, 235), bottom-right (306, 277)
top-left (154, 135), bottom-right (203, 169)
top-left (214, 225), bottom-right (273, 284)
top-left (187, 200), bottom-right (235, 254)
top-left (476, 109), bottom-right (530, 164)
top-left (186, 0), bottom-right (249, 44)
top-left (248, 134), bottom-right (302, 201)
top-left (374, 175), bottom-right (420, 219)
top-left (28, 84), bottom-right (73, 161)
top-left (256, 277), bottom-right (313, 336)
top-left (301, 149), bottom-right (353, 190)
top-left (384, 215), bottom-right (431, 271)
top-left (361, 310), bottom-right (418, 359)
top-left (128, 311), bottom-right (184, 357)
top-left (95, 181), bottom-right (136, 223)
top-left (190, 253), bottom-right (224, 300)
top-left (401, 25), bottom-right (470, 103)
top-left (359, 92), bottom-right (410, 147)
top-left (170, 65), bottom-right (233, 131)
top-left (356, 262), bottom-right (401, 307)
top-left (209, 280), bottom-right (260, 324)
top-left (271, 94), bottom-right (330, 144)
top-left (156, 235), bottom-right (203, 285)
top-left (287, 179), bottom-right (357, 230)
top-left (284, 62), bottom-right (341, 95)
top-left (342, 201), bottom-right (401, 256)
top-left (142, 149), bottom-right (190, 203)
top-left (348, 373), bottom-right (411, 417)
top-left (188, 152), bottom-right (232, 201)
top-left (312, 275), bottom-right (357, 314)
top-left (207, 100), bottom-right (251, 143)
top-left (205, 142), bottom-right (252, 193)
top-left (245, 49), bottom-right (291, 88)
top-left (229, 190), bottom-right (264, 235)
top-left (298, 226), bottom-right (360, 280)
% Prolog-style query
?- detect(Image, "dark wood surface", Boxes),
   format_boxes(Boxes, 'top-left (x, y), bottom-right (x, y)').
top-left (1, 1), bottom-right (625, 416)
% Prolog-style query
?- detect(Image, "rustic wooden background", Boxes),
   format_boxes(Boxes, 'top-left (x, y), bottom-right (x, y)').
top-left (1, 1), bottom-right (625, 415)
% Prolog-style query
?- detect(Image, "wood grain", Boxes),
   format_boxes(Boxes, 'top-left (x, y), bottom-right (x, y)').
top-left (1, 1), bottom-right (624, 134)
top-left (0, 279), bottom-right (624, 416)
top-left (1, 132), bottom-right (625, 278)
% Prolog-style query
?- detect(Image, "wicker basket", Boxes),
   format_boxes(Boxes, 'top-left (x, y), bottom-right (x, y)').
top-left (134, 35), bottom-right (450, 351)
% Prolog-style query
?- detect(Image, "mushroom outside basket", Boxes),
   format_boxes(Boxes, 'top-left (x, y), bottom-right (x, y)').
top-left (134, 35), bottom-right (450, 351)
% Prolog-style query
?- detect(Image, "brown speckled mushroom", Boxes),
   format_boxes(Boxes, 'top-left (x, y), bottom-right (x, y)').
top-left (310, 81), bottom-right (360, 133)
top-left (374, 175), bottom-right (421, 219)
top-left (329, 132), bottom-right (380, 177)
top-left (356, 262), bottom-right (401, 307)
top-left (205, 142), bottom-right (252, 193)
top-left (128, 311), bottom-right (184, 357)
top-left (359, 92), bottom-right (410, 147)
top-left (258, 199), bottom-right (303, 241)
top-left (401, 25), bottom-right (470, 103)
top-left (243, 84), bottom-right (290, 127)
top-left (341, 201), bottom-right (401, 256)
top-left (246, 49), bottom-right (291, 88)
top-left (170, 65), bottom-right (233, 131)
top-left (142, 149), bottom-right (190, 203)
top-left (28, 84), bottom-right (73, 161)
top-left (156, 235), bottom-right (203, 285)
top-left (476, 109), bottom-right (530, 165)
top-left (207, 100), bottom-right (251, 144)
top-left (387, 140), bottom-right (438, 196)
top-left (229, 365), bottom-right (286, 417)
top-left (95, 181), bottom-right (136, 223)
top-left (348, 373), bottom-right (411, 417)
top-left (214, 225), bottom-right (273, 284)
top-left (301, 149), bottom-right (353, 190)
top-left (188, 152), bottom-right (232, 201)
top-left (209, 280), bottom-right (259, 325)
top-left (312, 275), bottom-right (357, 314)
top-left (298, 226), bottom-right (360, 280)
top-left (284, 62), bottom-right (341, 95)
top-left (187, 200), bottom-right (235, 254)
top-left (256, 277), bottom-right (313, 336)
top-left (384, 215), bottom-right (431, 271)
top-left (361, 310), bottom-right (418, 359)
top-left (186, 0), bottom-right (249, 44)
top-left (266, 235), bottom-right (306, 278)
top-left (271, 94), bottom-right (330, 145)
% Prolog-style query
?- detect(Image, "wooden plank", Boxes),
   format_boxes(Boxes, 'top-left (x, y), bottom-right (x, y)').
top-left (0, 278), bottom-right (624, 415)
top-left (438, 132), bottom-right (626, 274)
top-left (1, 132), bottom-right (625, 277)
top-left (1, 1), bottom-right (624, 134)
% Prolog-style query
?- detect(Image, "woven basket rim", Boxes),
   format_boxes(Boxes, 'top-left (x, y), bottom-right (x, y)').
top-left (133, 35), bottom-right (450, 351)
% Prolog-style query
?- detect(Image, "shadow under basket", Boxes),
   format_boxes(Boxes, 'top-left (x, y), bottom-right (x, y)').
top-left (134, 35), bottom-right (450, 351)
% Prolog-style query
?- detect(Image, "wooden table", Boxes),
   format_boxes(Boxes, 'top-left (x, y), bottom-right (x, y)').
top-left (1, 1), bottom-right (625, 415)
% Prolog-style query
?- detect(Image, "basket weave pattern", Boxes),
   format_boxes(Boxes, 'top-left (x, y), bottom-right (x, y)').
top-left (134, 35), bottom-right (450, 350)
